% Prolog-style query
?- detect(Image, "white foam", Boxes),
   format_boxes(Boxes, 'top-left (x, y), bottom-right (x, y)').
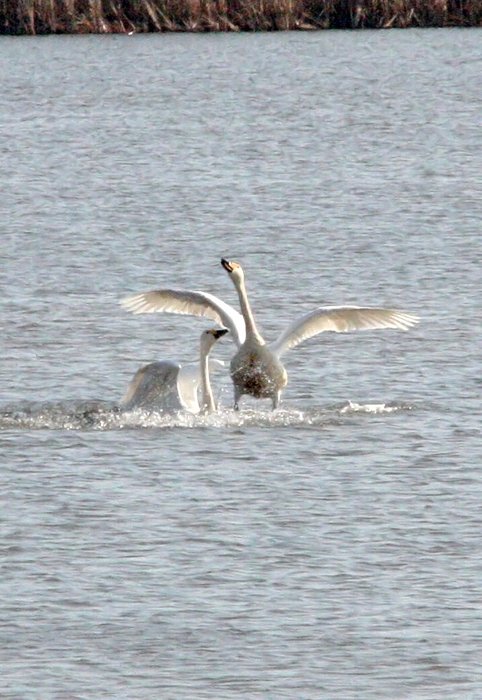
top-left (0, 399), bottom-right (413, 431)
top-left (339, 400), bottom-right (407, 415)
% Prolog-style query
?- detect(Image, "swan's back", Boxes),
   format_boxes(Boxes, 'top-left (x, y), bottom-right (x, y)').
top-left (120, 361), bottom-right (184, 412)
top-left (121, 358), bottom-right (226, 414)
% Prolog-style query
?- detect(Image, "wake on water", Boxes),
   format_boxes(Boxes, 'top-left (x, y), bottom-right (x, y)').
top-left (0, 399), bottom-right (413, 431)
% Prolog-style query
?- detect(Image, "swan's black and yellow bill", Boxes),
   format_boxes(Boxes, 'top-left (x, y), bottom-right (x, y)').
top-left (212, 328), bottom-right (229, 339)
top-left (221, 258), bottom-right (235, 273)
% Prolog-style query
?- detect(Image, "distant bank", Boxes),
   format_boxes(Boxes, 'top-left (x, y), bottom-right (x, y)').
top-left (1, 0), bottom-right (481, 35)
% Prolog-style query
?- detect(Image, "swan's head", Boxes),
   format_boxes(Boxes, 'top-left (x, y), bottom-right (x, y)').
top-left (221, 258), bottom-right (244, 284)
top-left (200, 327), bottom-right (229, 353)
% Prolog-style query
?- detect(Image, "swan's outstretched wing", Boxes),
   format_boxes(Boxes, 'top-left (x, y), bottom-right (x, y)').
top-left (120, 289), bottom-right (245, 347)
top-left (270, 306), bottom-right (420, 357)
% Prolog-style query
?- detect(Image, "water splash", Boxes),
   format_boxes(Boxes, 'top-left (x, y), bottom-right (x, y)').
top-left (339, 400), bottom-right (411, 415)
top-left (0, 398), bottom-right (413, 431)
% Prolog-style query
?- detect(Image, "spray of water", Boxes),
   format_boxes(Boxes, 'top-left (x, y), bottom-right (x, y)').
top-left (0, 398), bottom-right (412, 431)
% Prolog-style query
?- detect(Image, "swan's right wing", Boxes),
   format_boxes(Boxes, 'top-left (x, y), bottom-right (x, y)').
top-left (120, 289), bottom-right (245, 347)
top-left (270, 306), bottom-right (420, 357)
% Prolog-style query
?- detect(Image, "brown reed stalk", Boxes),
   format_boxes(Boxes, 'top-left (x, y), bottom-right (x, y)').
top-left (0, 0), bottom-right (481, 34)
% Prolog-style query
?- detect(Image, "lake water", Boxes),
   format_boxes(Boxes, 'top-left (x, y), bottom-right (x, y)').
top-left (1, 28), bottom-right (481, 699)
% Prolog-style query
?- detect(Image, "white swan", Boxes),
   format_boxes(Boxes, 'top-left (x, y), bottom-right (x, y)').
top-left (120, 328), bottom-right (228, 414)
top-left (121, 259), bottom-right (419, 409)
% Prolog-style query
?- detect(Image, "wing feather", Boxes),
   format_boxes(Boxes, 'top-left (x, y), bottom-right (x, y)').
top-left (176, 363), bottom-right (201, 414)
top-left (270, 306), bottom-right (420, 357)
top-left (120, 289), bottom-right (245, 347)
top-left (177, 359), bottom-right (226, 414)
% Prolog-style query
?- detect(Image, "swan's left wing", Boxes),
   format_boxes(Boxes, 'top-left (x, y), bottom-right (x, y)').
top-left (176, 363), bottom-right (201, 414)
top-left (270, 306), bottom-right (420, 357)
top-left (177, 359), bottom-right (226, 414)
top-left (120, 289), bottom-right (245, 347)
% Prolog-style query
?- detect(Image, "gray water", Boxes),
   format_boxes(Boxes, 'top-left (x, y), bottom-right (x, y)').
top-left (1, 28), bottom-right (481, 699)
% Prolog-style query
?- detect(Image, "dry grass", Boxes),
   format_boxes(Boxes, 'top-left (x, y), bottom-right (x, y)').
top-left (1, 0), bottom-right (481, 33)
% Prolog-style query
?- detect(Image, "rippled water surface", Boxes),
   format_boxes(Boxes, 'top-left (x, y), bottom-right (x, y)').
top-left (1, 29), bottom-right (481, 699)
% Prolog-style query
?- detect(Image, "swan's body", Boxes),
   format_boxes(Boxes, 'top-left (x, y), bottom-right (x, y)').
top-left (120, 328), bottom-right (228, 414)
top-left (121, 260), bottom-right (419, 410)
top-left (230, 339), bottom-right (287, 406)
top-left (218, 259), bottom-right (287, 408)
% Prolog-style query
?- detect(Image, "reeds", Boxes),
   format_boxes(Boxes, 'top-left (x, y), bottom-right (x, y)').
top-left (1, 0), bottom-right (481, 34)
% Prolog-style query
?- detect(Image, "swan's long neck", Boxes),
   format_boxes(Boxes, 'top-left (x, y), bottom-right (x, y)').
top-left (200, 348), bottom-right (215, 414)
top-left (234, 276), bottom-right (263, 343)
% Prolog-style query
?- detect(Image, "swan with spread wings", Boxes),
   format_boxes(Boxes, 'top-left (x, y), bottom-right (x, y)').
top-left (121, 259), bottom-right (419, 410)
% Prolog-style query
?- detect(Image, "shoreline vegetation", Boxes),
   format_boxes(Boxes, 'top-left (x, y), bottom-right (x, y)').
top-left (1, 1), bottom-right (481, 35)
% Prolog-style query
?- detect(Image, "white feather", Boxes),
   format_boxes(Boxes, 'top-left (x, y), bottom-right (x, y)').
top-left (270, 306), bottom-right (420, 357)
top-left (121, 289), bottom-right (245, 347)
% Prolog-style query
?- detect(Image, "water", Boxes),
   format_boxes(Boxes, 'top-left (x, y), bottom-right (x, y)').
top-left (1, 28), bottom-right (481, 699)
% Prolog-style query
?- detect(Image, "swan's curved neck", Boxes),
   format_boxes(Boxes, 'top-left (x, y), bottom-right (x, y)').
top-left (234, 275), bottom-right (263, 343)
top-left (200, 348), bottom-right (215, 414)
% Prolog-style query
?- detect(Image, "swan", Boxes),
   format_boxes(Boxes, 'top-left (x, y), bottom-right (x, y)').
top-left (121, 259), bottom-right (419, 409)
top-left (120, 328), bottom-right (228, 414)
